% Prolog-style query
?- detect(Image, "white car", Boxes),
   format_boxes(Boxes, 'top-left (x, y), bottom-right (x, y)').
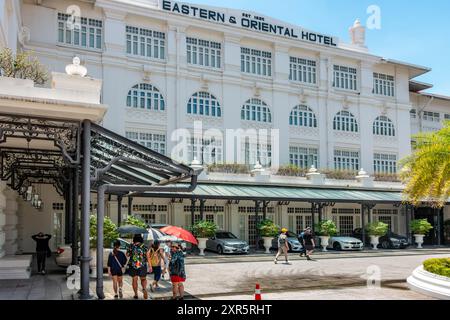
top-left (328, 236), bottom-right (364, 251)
top-left (55, 238), bottom-right (130, 268)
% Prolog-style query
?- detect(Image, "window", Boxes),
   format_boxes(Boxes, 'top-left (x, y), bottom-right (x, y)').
top-left (241, 140), bottom-right (272, 167)
top-left (187, 92), bottom-right (221, 117)
top-left (410, 109), bottom-right (417, 119)
top-left (334, 149), bottom-right (360, 171)
top-left (289, 105), bottom-right (317, 128)
top-left (240, 47), bottom-right (272, 77)
top-left (58, 13), bottom-right (102, 50)
top-left (126, 26), bottom-right (165, 60)
top-left (126, 83), bottom-right (165, 111)
top-left (289, 146), bottom-right (318, 169)
top-left (186, 37), bottom-right (221, 68)
top-left (373, 116), bottom-right (395, 136)
top-left (444, 114), bottom-right (450, 120)
top-left (373, 73), bottom-right (395, 97)
top-left (188, 136), bottom-right (223, 165)
top-left (126, 131), bottom-right (166, 155)
top-left (373, 153), bottom-right (397, 174)
top-left (333, 65), bottom-right (357, 91)
top-left (333, 111), bottom-right (358, 132)
top-left (241, 98), bottom-right (272, 123)
top-left (422, 111), bottom-right (440, 122)
top-left (289, 57), bottom-right (317, 84)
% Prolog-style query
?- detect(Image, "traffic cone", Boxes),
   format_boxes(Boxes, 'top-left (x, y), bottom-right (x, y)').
top-left (254, 283), bottom-right (262, 300)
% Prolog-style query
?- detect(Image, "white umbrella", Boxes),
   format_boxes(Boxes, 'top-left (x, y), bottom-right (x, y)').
top-left (158, 235), bottom-right (180, 242)
top-left (143, 227), bottom-right (165, 241)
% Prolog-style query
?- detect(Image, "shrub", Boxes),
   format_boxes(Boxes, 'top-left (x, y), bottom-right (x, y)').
top-left (0, 48), bottom-right (48, 84)
top-left (410, 219), bottom-right (433, 235)
top-left (123, 215), bottom-right (148, 228)
top-left (365, 221), bottom-right (389, 236)
top-left (89, 215), bottom-right (119, 249)
top-left (207, 163), bottom-right (250, 174)
top-left (373, 173), bottom-right (401, 182)
top-left (258, 219), bottom-right (280, 237)
top-left (315, 220), bottom-right (337, 236)
top-left (190, 220), bottom-right (217, 238)
top-left (276, 165), bottom-right (308, 177)
top-left (322, 169), bottom-right (357, 180)
top-left (423, 258), bottom-right (450, 278)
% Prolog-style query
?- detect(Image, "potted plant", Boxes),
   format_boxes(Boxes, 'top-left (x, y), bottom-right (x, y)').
top-left (365, 221), bottom-right (389, 250)
top-left (316, 220), bottom-right (337, 252)
top-left (410, 219), bottom-right (433, 249)
top-left (258, 219), bottom-right (280, 253)
top-left (191, 220), bottom-right (217, 256)
top-left (89, 215), bottom-right (119, 277)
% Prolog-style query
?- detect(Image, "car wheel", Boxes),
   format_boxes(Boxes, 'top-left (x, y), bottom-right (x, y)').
top-left (333, 242), bottom-right (342, 251)
top-left (217, 245), bottom-right (223, 255)
top-left (381, 241), bottom-right (390, 249)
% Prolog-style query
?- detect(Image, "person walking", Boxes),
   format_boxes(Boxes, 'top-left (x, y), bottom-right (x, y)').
top-left (303, 227), bottom-right (316, 260)
top-left (107, 240), bottom-right (127, 299)
top-left (169, 242), bottom-right (186, 300)
top-left (149, 240), bottom-right (164, 291)
top-left (298, 229), bottom-right (307, 257)
top-left (31, 232), bottom-right (52, 275)
top-left (126, 234), bottom-right (152, 299)
top-left (274, 228), bottom-right (290, 264)
top-left (162, 240), bottom-right (171, 280)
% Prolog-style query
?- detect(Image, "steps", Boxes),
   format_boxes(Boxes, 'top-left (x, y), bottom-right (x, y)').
top-left (0, 255), bottom-right (32, 279)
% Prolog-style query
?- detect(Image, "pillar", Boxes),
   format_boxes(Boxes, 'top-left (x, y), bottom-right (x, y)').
top-left (310, 203), bottom-right (316, 231)
top-left (0, 182), bottom-right (7, 258)
top-left (128, 197), bottom-right (133, 217)
top-left (361, 204), bottom-right (366, 247)
top-left (4, 187), bottom-right (19, 255)
top-left (117, 195), bottom-right (122, 226)
top-left (190, 199), bottom-right (196, 226)
top-left (254, 201), bottom-right (260, 249)
top-left (200, 199), bottom-right (205, 221)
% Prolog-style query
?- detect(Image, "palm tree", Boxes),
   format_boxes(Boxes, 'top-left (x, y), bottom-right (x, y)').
top-left (400, 121), bottom-right (450, 207)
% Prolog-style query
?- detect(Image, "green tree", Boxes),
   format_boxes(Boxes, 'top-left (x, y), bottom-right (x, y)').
top-left (0, 48), bottom-right (48, 84)
top-left (123, 215), bottom-right (147, 228)
top-left (89, 215), bottom-right (119, 248)
top-left (400, 122), bottom-right (450, 208)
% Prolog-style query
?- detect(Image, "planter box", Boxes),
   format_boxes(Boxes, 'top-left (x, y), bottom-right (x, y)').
top-left (407, 265), bottom-right (450, 300)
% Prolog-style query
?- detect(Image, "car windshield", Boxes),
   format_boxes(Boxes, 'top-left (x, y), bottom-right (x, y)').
top-left (216, 232), bottom-right (237, 239)
top-left (286, 231), bottom-right (297, 238)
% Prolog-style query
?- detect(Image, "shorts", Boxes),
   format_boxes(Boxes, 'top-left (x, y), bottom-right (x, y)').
top-left (170, 275), bottom-right (186, 283)
top-left (152, 266), bottom-right (162, 281)
top-left (128, 267), bottom-right (147, 278)
top-left (305, 244), bottom-right (314, 251)
top-left (110, 270), bottom-right (123, 277)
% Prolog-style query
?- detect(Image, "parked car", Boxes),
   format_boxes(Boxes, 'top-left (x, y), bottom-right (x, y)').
top-left (55, 238), bottom-right (130, 268)
top-left (206, 231), bottom-right (250, 254)
top-left (351, 228), bottom-right (410, 249)
top-left (261, 231), bottom-right (303, 252)
top-left (328, 236), bottom-right (364, 251)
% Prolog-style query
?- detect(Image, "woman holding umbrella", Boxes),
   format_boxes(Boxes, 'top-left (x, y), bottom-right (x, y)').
top-left (169, 242), bottom-right (186, 300)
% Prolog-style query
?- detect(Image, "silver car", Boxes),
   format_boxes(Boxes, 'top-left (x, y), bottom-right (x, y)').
top-left (206, 231), bottom-right (250, 254)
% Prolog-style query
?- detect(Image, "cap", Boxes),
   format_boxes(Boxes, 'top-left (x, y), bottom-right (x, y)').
top-left (281, 228), bottom-right (288, 233)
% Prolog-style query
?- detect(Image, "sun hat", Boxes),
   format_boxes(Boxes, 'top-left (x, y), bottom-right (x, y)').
top-left (281, 228), bottom-right (288, 233)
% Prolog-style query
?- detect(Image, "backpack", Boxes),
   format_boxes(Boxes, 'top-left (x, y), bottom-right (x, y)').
top-left (278, 234), bottom-right (287, 246)
top-left (149, 248), bottom-right (160, 267)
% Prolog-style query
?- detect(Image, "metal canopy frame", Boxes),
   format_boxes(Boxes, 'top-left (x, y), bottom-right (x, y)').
top-left (82, 121), bottom-right (198, 300)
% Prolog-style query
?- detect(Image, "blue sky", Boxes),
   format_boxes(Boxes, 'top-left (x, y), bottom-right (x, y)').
top-left (180, 0), bottom-right (450, 95)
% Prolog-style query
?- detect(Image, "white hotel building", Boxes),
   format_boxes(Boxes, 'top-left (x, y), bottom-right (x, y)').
top-left (0, 0), bottom-right (449, 263)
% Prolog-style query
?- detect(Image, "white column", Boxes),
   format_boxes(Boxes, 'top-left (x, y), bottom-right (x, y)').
top-left (4, 187), bottom-right (18, 255)
top-left (0, 182), bottom-right (7, 258)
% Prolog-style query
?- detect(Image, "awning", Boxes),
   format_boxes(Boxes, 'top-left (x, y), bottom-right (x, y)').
top-left (130, 183), bottom-right (407, 204)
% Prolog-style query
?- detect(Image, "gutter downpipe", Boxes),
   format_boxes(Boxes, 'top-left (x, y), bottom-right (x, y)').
top-left (96, 175), bottom-right (198, 299)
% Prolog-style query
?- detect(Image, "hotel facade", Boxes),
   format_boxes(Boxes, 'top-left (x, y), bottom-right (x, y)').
top-left (0, 0), bottom-right (449, 263)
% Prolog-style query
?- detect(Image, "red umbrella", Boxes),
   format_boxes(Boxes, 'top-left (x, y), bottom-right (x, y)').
top-left (160, 226), bottom-right (198, 245)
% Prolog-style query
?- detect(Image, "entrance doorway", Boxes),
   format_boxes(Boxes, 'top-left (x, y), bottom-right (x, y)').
top-left (414, 207), bottom-right (444, 245)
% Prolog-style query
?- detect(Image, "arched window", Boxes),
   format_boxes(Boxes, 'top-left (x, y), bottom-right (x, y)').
top-left (126, 83), bottom-right (165, 111)
top-left (373, 116), bottom-right (395, 136)
top-left (187, 92), bottom-right (222, 117)
top-left (289, 105), bottom-right (317, 128)
top-left (241, 98), bottom-right (272, 123)
top-left (333, 111), bottom-right (358, 132)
